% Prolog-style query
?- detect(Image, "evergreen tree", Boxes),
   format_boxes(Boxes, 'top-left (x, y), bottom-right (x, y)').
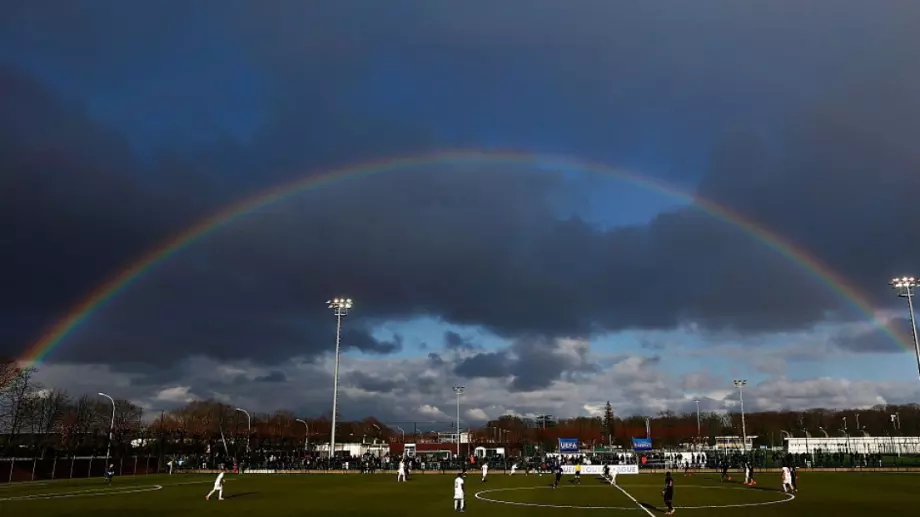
top-left (602, 401), bottom-right (616, 442)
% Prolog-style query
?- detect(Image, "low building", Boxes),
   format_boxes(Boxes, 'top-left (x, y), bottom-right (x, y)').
top-left (314, 442), bottom-right (390, 457)
top-left (713, 435), bottom-right (759, 451)
top-left (785, 436), bottom-right (920, 455)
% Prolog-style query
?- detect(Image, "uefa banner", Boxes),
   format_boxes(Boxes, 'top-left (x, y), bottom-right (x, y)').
top-left (632, 438), bottom-right (652, 451)
top-left (558, 438), bottom-right (579, 453)
top-left (561, 465), bottom-right (639, 475)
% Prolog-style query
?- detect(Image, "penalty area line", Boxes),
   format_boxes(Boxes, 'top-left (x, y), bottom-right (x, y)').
top-left (613, 484), bottom-right (656, 517)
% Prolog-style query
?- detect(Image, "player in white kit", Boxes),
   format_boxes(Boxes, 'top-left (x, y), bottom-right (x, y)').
top-left (781, 466), bottom-right (795, 493)
top-left (481, 462), bottom-right (488, 482)
top-left (453, 472), bottom-right (465, 512)
top-left (397, 459), bottom-right (407, 482)
top-left (509, 463), bottom-right (518, 475)
top-left (609, 465), bottom-right (618, 485)
top-left (205, 471), bottom-right (225, 501)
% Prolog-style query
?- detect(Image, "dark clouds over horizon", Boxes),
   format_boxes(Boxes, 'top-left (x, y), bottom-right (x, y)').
top-left (4, 1), bottom-right (920, 417)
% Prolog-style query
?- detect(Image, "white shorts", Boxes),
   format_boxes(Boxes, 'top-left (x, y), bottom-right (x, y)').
top-left (454, 493), bottom-right (464, 500)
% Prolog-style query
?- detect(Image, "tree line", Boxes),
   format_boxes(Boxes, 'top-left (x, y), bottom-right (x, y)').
top-left (3, 361), bottom-right (919, 459)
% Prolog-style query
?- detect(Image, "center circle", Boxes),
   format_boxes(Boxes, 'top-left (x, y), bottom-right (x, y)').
top-left (475, 486), bottom-right (636, 510)
top-left (474, 484), bottom-right (795, 511)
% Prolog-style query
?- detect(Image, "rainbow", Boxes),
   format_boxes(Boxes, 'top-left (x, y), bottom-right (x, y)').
top-left (17, 149), bottom-right (903, 366)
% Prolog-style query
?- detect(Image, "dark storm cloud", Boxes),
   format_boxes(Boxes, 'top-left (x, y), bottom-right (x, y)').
top-left (3, 1), bottom-right (920, 370)
top-left (347, 371), bottom-right (400, 393)
top-left (454, 337), bottom-right (596, 391)
top-left (254, 371), bottom-right (287, 383)
top-left (832, 319), bottom-right (914, 354)
top-left (443, 331), bottom-right (475, 352)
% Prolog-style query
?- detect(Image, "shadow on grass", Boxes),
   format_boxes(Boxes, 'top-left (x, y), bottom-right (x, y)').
top-left (225, 491), bottom-right (256, 499)
top-left (747, 485), bottom-right (784, 493)
top-left (639, 501), bottom-right (662, 513)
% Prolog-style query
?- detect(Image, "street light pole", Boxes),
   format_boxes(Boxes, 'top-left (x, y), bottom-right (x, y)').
top-left (396, 426), bottom-right (405, 442)
top-left (98, 393), bottom-right (116, 469)
top-left (890, 277), bottom-right (920, 380)
top-left (327, 297), bottom-right (353, 459)
top-left (453, 386), bottom-right (464, 458)
top-left (296, 419), bottom-right (309, 452)
top-left (645, 417), bottom-right (651, 440)
top-left (733, 380), bottom-right (748, 452)
top-left (235, 408), bottom-right (251, 454)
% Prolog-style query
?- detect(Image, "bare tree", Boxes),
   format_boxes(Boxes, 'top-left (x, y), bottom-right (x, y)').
top-left (0, 366), bottom-right (37, 450)
top-left (27, 389), bottom-right (69, 457)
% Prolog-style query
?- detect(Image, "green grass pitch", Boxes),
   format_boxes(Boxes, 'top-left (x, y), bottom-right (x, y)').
top-left (0, 470), bottom-right (915, 516)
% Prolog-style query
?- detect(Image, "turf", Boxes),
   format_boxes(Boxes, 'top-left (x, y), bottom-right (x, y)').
top-left (0, 470), bottom-right (916, 516)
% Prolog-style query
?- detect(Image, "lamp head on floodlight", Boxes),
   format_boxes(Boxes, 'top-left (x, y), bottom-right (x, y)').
top-left (891, 276), bottom-right (918, 296)
top-left (733, 379), bottom-right (747, 388)
top-left (327, 297), bottom-right (354, 315)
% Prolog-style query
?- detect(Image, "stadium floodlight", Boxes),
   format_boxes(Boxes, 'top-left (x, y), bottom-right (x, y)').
top-left (235, 407), bottom-right (251, 454)
top-left (327, 297), bottom-right (353, 459)
top-left (296, 419), bottom-right (309, 452)
top-left (453, 386), bottom-right (465, 458)
top-left (732, 380), bottom-right (748, 452)
top-left (890, 277), bottom-right (920, 380)
top-left (98, 393), bottom-right (116, 469)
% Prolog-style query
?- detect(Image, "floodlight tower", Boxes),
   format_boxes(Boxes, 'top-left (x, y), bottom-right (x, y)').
top-left (328, 297), bottom-right (353, 459)
top-left (890, 277), bottom-right (920, 380)
top-left (453, 386), bottom-right (465, 458)
top-left (733, 380), bottom-right (748, 452)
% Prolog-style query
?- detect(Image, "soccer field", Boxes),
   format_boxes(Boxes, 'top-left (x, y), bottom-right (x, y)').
top-left (0, 471), bottom-right (915, 516)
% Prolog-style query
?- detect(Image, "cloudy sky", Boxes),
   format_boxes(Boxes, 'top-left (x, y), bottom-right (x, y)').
top-left (4, 1), bottom-right (920, 427)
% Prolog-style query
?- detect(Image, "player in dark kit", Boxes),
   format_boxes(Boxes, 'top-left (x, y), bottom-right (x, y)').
top-left (553, 465), bottom-right (563, 488)
top-left (720, 463), bottom-right (729, 482)
top-left (104, 464), bottom-right (115, 484)
top-left (662, 471), bottom-right (675, 515)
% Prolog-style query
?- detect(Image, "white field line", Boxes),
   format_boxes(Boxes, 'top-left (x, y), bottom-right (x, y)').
top-left (0, 484), bottom-right (162, 502)
top-left (612, 483), bottom-right (657, 517)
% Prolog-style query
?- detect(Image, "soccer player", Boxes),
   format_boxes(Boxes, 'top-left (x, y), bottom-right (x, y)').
top-left (206, 471), bottom-right (225, 501)
top-left (453, 472), bottom-right (465, 512)
top-left (552, 464), bottom-right (563, 488)
top-left (744, 463), bottom-right (756, 485)
top-left (781, 466), bottom-right (796, 493)
top-left (608, 465), bottom-right (618, 486)
top-left (602, 464), bottom-right (609, 480)
top-left (397, 459), bottom-right (407, 482)
top-left (509, 463), bottom-right (518, 475)
top-left (481, 461), bottom-right (488, 482)
top-left (661, 471), bottom-right (675, 515)
top-left (573, 462), bottom-right (582, 484)
top-left (790, 465), bottom-right (798, 492)
top-left (104, 464), bottom-right (115, 484)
